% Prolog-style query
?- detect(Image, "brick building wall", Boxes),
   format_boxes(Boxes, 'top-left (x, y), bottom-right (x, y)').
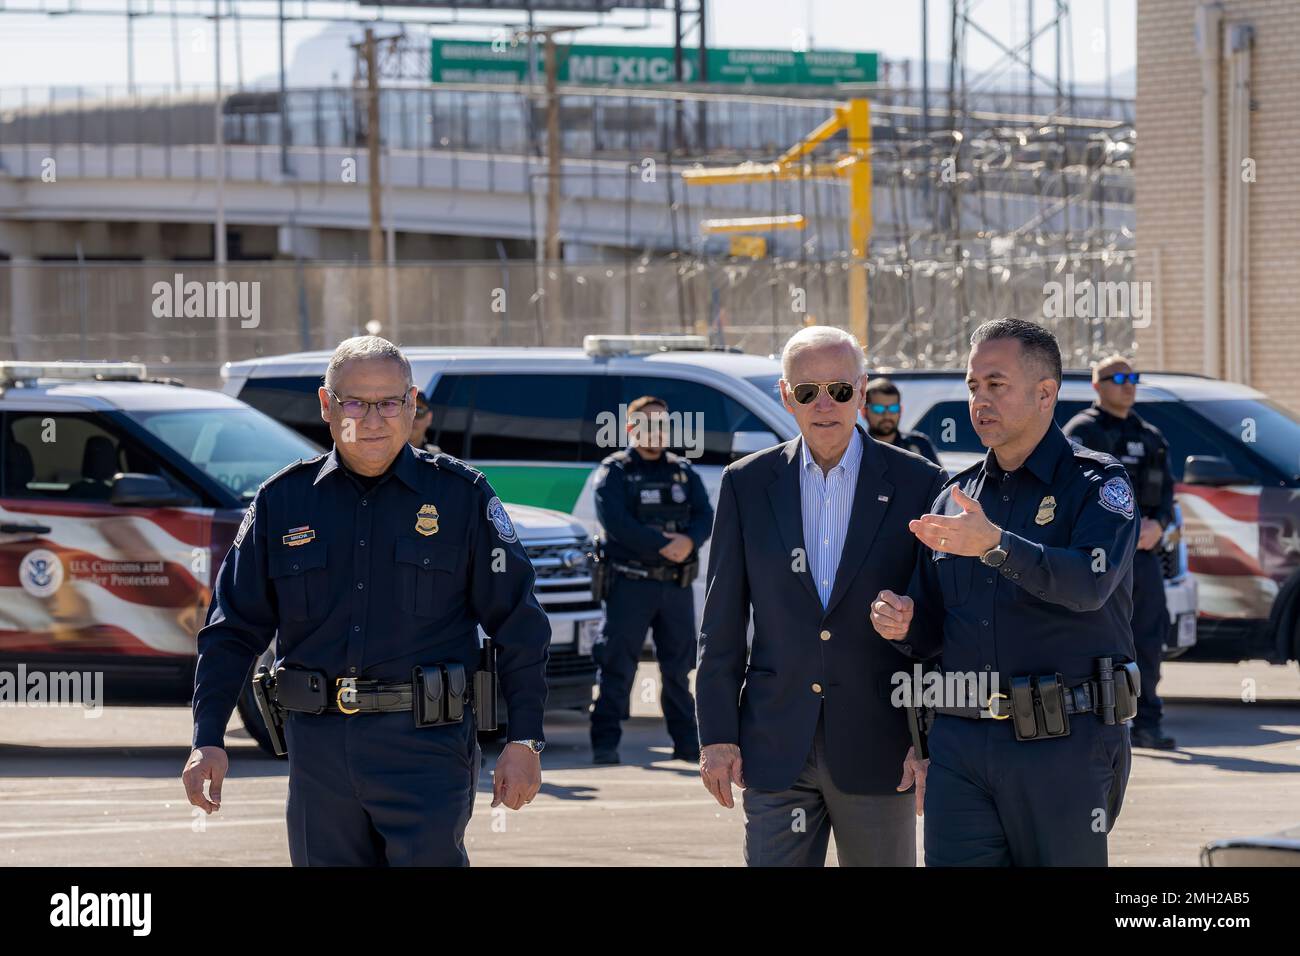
top-left (1136, 0), bottom-right (1300, 413)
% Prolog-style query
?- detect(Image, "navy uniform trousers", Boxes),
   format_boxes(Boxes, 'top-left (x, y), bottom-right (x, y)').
top-left (591, 575), bottom-right (698, 753)
top-left (285, 709), bottom-right (480, 866)
top-left (924, 713), bottom-right (1131, 866)
top-left (1130, 548), bottom-right (1168, 734)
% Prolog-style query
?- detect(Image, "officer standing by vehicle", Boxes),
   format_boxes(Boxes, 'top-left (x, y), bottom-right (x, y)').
top-left (862, 377), bottom-right (942, 465)
top-left (871, 319), bottom-right (1139, 866)
top-left (410, 390), bottom-right (441, 455)
top-left (591, 395), bottom-right (713, 765)
top-left (1064, 355), bottom-right (1177, 750)
top-left (182, 335), bottom-right (549, 866)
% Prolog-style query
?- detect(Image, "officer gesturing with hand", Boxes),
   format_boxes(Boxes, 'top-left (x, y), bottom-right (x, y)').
top-left (872, 319), bottom-right (1139, 867)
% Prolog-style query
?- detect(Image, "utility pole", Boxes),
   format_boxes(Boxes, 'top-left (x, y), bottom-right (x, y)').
top-left (544, 33), bottom-right (562, 265)
top-left (364, 30), bottom-right (384, 276)
top-left (516, 25), bottom-right (579, 336)
top-left (214, 0), bottom-right (226, 267)
top-left (359, 28), bottom-right (387, 330)
top-left (213, 0), bottom-right (228, 369)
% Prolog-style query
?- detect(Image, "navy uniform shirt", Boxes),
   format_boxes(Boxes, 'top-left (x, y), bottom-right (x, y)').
top-left (192, 443), bottom-right (550, 749)
top-left (895, 429), bottom-right (942, 466)
top-left (594, 448), bottom-right (714, 567)
top-left (899, 423), bottom-right (1139, 683)
top-left (1063, 403), bottom-right (1175, 528)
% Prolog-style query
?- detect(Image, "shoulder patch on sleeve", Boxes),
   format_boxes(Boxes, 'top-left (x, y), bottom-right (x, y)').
top-left (1098, 475), bottom-right (1136, 519)
top-left (433, 452), bottom-right (484, 485)
top-left (234, 498), bottom-right (256, 549)
top-left (263, 454), bottom-right (323, 488)
top-left (486, 495), bottom-right (518, 543)
top-left (1072, 444), bottom-right (1122, 469)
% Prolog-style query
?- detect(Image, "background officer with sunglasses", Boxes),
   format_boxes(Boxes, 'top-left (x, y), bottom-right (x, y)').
top-left (591, 394), bottom-right (713, 766)
top-left (1064, 355), bottom-right (1177, 750)
top-left (861, 376), bottom-right (941, 465)
top-left (182, 335), bottom-right (550, 866)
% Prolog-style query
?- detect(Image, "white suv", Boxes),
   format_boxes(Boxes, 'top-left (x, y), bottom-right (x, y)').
top-left (0, 361), bottom-right (598, 755)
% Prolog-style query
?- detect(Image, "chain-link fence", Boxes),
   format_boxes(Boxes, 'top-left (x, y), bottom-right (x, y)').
top-left (0, 252), bottom-right (1142, 388)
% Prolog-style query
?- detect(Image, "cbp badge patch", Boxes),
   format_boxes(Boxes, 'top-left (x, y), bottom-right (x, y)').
top-left (415, 504), bottom-right (439, 537)
top-left (486, 496), bottom-right (518, 544)
top-left (1098, 477), bottom-right (1136, 519)
top-left (234, 499), bottom-right (255, 549)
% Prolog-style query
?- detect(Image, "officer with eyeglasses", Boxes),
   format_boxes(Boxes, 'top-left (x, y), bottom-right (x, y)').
top-left (182, 335), bottom-right (550, 866)
top-left (861, 376), bottom-right (942, 466)
top-left (1064, 355), bottom-right (1177, 750)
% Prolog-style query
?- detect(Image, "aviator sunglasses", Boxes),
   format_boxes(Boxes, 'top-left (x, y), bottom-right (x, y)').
top-left (789, 381), bottom-right (858, 405)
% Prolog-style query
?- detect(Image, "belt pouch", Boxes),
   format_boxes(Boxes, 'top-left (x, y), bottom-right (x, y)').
top-left (274, 666), bottom-right (329, 714)
top-left (1010, 676), bottom-right (1038, 740)
top-left (445, 664), bottom-right (466, 723)
top-left (413, 665), bottom-right (445, 727)
top-left (1036, 673), bottom-right (1070, 737)
top-left (1115, 661), bottom-right (1140, 722)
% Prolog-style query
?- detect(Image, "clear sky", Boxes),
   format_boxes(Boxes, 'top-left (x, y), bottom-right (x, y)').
top-left (0, 0), bottom-right (1135, 94)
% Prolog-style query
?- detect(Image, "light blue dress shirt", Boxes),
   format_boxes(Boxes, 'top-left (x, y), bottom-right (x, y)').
top-left (798, 428), bottom-right (864, 607)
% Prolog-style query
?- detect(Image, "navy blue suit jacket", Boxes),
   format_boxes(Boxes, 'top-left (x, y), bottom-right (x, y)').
top-left (696, 424), bottom-right (947, 795)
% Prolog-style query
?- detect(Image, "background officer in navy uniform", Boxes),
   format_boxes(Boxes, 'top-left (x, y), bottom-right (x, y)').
top-left (591, 395), bottom-right (713, 765)
top-left (1063, 356), bottom-right (1177, 749)
top-left (409, 389), bottom-right (441, 455)
top-left (861, 376), bottom-right (942, 465)
top-left (182, 335), bottom-right (549, 866)
top-left (871, 319), bottom-right (1138, 866)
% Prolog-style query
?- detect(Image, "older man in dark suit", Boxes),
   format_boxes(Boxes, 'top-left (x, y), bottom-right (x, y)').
top-left (696, 326), bottom-right (948, 867)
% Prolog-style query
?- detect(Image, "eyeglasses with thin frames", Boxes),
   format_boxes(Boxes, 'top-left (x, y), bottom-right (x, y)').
top-left (327, 388), bottom-right (410, 420)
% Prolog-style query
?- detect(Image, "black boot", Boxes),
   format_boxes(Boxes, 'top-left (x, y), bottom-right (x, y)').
top-left (1131, 726), bottom-right (1176, 750)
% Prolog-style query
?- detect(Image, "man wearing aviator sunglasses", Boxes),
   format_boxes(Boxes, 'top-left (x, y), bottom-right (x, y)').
top-left (1064, 355), bottom-right (1176, 751)
top-left (696, 325), bottom-right (947, 867)
top-left (860, 377), bottom-right (942, 466)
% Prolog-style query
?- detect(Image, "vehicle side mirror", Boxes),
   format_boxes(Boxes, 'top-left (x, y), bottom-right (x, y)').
top-left (109, 472), bottom-right (196, 507)
top-left (731, 431), bottom-right (778, 458)
top-left (1182, 455), bottom-right (1250, 487)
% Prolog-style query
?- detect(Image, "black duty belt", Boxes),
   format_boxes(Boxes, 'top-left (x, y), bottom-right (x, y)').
top-left (932, 680), bottom-right (1098, 720)
top-left (271, 663), bottom-right (473, 728)
top-left (611, 561), bottom-right (680, 582)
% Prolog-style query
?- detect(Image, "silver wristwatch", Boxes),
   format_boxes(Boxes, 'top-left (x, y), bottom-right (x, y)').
top-left (509, 739), bottom-right (546, 754)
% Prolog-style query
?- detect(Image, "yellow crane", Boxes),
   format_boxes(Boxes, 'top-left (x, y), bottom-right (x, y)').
top-left (682, 98), bottom-right (872, 344)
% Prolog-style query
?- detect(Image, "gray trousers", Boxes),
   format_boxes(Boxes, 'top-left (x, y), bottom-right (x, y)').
top-left (742, 715), bottom-right (916, 867)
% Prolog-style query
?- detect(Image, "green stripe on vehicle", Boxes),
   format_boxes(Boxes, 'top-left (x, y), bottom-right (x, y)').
top-left (474, 464), bottom-right (592, 513)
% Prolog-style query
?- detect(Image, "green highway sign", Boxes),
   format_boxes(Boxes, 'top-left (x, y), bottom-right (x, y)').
top-left (430, 40), bottom-right (878, 86)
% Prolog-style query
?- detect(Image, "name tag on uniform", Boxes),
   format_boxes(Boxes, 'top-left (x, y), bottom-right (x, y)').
top-left (282, 526), bottom-right (316, 547)
top-left (640, 488), bottom-right (662, 504)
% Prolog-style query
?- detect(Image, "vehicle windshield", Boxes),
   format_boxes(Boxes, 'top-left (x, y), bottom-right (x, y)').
top-left (127, 406), bottom-right (324, 500)
top-left (1188, 399), bottom-right (1300, 481)
top-left (744, 374), bottom-right (785, 410)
